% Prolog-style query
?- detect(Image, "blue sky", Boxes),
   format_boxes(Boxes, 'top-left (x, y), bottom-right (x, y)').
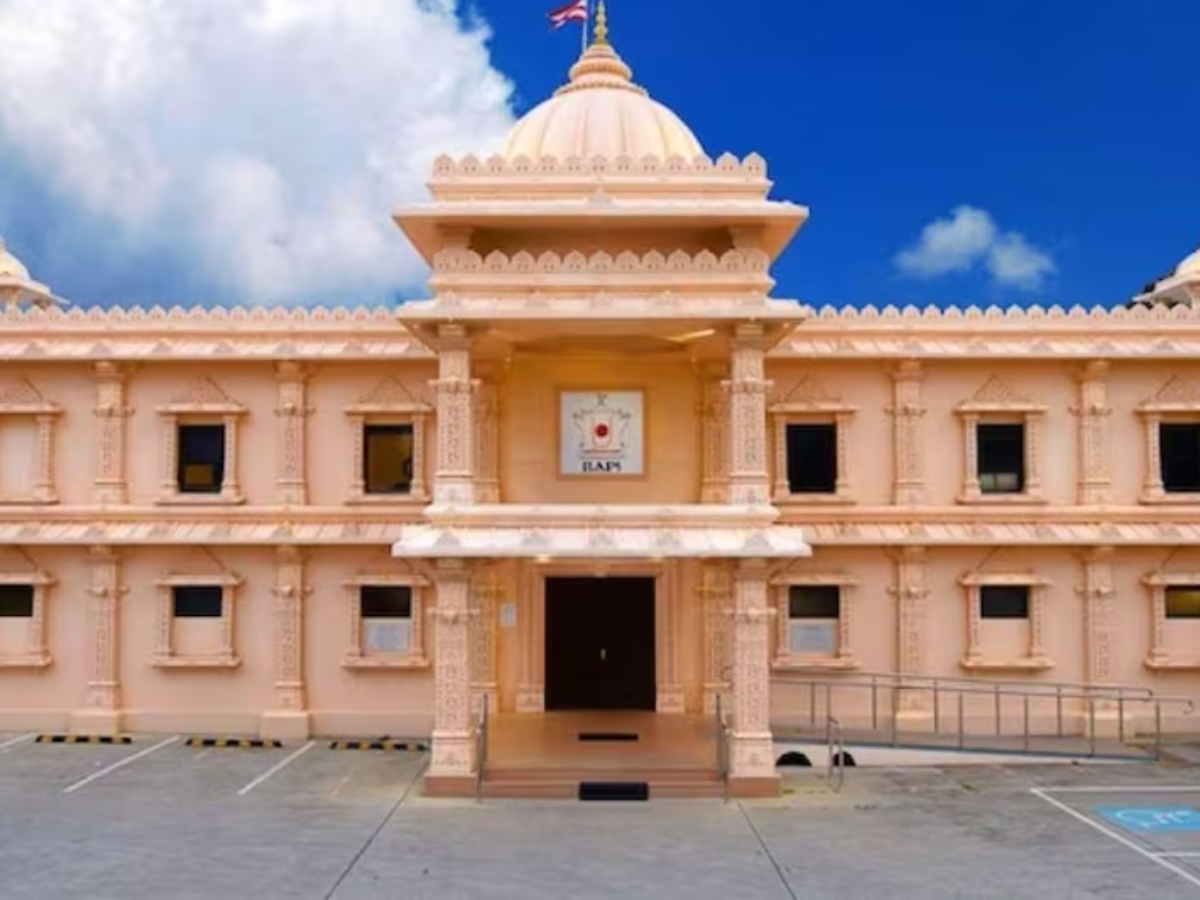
top-left (0, 0), bottom-right (1195, 308)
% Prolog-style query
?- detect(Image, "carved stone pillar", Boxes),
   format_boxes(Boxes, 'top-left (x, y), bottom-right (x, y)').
top-left (657, 564), bottom-right (685, 713)
top-left (274, 362), bottom-right (310, 505)
top-left (701, 562), bottom-right (732, 714)
top-left (888, 360), bottom-right (926, 506)
top-left (93, 363), bottom-right (132, 505)
top-left (724, 325), bottom-right (771, 506)
top-left (890, 547), bottom-right (930, 717)
top-left (261, 546), bottom-right (310, 740)
top-left (1078, 546), bottom-right (1119, 735)
top-left (427, 559), bottom-right (476, 788)
top-left (729, 559), bottom-right (779, 793)
top-left (515, 561), bottom-right (544, 712)
top-left (469, 567), bottom-right (500, 714)
top-left (474, 378), bottom-right (500, 503)
top-left (432, 324), bottom-right (477, 506)
top-left (1072, 361), bottom-right (1111, 506)
top-left (70, 546), bottom-right (126, 735)
top-left (699, 365), bottom-right (728, 503)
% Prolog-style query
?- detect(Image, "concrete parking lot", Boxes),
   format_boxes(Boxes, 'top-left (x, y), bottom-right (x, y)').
top-left (3, 730), bottom-right (1200, 898)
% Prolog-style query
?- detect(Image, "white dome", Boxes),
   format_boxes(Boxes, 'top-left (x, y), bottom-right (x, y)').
top-left (0, 240), bottom-right (30, 280)
top-left (502, 39), bottom-right (704, 161)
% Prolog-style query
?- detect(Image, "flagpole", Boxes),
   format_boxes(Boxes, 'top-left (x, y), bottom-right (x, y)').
top-left (582, 1), bottom-right (589, 54)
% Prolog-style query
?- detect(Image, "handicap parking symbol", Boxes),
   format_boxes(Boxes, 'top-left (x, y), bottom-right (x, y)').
top-left (1096, 806), bottom-right (1200, 833)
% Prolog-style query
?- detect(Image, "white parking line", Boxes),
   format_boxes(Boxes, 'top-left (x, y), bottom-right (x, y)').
top-left (1039, 785), bottom-right (1200, 794)
top-left (1031, 787), bottom-right (1200, 890)
top-left (0, 733), bottom-right (36, 753)
top-left (237, 741), bottom-right (315, 797)
top-left (62, 736), bottom-right (180, 795)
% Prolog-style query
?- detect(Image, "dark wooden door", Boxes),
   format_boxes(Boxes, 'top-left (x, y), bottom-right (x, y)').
top-left (544, 577), bottom-right (656, 711)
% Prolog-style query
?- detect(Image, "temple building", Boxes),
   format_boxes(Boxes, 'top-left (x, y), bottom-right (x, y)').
top-left (2, 16), bottom-right (1200, 798)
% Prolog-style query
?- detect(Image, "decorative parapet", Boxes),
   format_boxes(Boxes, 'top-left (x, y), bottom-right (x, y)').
top-left (428, 248), bottom-right (775, 303)
top-left (5, 300), bottom-right (1200, 360)
top-left (427, 152), bottom-right (771, 201)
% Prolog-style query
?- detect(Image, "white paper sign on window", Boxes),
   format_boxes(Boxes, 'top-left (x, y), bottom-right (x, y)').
top-left (789, 621), bottom-right (837, 656)
top-left (560, 391), bottom-right (645, 476)
top-left (364, 619), bottom-right (412, 653)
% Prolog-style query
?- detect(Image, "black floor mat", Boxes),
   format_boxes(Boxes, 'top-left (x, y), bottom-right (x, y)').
top-left (578, 732), bottom-right (639, 742)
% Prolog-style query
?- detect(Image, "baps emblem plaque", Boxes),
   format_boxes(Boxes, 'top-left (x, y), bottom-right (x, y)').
top-left (560, 391), bottom-right (645, 476)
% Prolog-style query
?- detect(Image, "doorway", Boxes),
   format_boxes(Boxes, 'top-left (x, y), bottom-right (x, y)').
top-left (544, 576), bottom-right (656, 711)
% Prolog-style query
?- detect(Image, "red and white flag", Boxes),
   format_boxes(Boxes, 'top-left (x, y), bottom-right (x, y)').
top-left (548, 0), bottom-right (588, 29)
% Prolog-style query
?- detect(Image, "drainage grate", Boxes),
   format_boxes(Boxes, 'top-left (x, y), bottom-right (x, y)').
top-left (579, 781), bottom-right (649, 801)
top-left (578, 732), bottom-right (639, 742)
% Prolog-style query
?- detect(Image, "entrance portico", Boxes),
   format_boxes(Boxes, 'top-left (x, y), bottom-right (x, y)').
top-left (391, 505), bottom-right (811, 797)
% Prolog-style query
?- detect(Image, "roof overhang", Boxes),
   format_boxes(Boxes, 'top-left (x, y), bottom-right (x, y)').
top-left (390, 504), bottom-right (812, 559)
top-left (393, 201), bottom-right (809, 264)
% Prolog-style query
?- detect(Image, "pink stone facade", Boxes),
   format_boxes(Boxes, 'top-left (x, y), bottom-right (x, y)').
top-left (2, 30), bottom-right (1200, 791)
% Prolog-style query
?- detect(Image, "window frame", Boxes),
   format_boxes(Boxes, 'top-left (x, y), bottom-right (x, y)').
top-left (362, 422), bottom-right (418, 497)
top-left (0, 377), bottom-right (62, 505)
top-left (153, 573), bottom-right (243, 668)
top-left (344, 380), bottom-right (431, 505)
top-left (959, 572), bottom-right (1052, 671)
top-left (1143, 572), bottom-right (1200, 670)
top-left (955, 381), bottom-right (1046, 504)
top-left (1138, 381), bottom-right (1200, 503)
top-left (769, 401), bottom-right (856, 505)
top-left (156, 378), bottom-right (247, 506)
top-left (342, 573), bottom-right (429, 669)
top-left (770, 572), bottom-right (859, 670)
top-left (0, 570), bottom-right (53, 668)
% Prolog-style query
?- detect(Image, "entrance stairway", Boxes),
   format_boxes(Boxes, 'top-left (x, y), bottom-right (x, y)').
top-left (475, 711), bottom-right (726, 800)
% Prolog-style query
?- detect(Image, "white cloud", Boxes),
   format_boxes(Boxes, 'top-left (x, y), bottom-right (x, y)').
top-left (985, 232), bottom-right (1056, 291)
top-left (0, 0), bottom-right (517, 305)
top-left (895, 205), bottom-right (1055, 291)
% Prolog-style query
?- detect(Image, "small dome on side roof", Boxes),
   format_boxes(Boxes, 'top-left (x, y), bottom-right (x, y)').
top-left (0, 239), bottom-right (31, 280)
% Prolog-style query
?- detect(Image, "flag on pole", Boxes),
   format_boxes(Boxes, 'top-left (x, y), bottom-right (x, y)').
top-left (548, 0), bottom-right (588, 29)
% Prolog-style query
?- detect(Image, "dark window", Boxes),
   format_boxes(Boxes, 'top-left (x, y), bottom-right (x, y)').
top-left (364, 424), bottom-right (415, 495)
top-left (977, 423), bottom-right (1025, 494)
top-left (788, 585), bottom-right (840, 619)
top-left (785, 423), bottom-right (837, 494)
top-left (0, 584), bottom-right (34, 618)
top-left (1160, 423), bottom-right (1200, 493)
top-left (361, 585), bottom-right (412, 619)
top-left (172, 585), bottom-right (223, 618)
top-left (980, 585), bottom-right (1029, 619)
top-left (1165, 586), bottom-right (1200, 619)
top-left (177, 424), bottom-right (226, 494)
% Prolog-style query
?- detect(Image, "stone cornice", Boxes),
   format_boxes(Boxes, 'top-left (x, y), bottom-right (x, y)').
top-left (0, 505), bottom-right (1196, 546)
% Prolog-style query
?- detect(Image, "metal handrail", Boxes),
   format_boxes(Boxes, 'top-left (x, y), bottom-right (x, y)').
top-left (774, 675), bottom-right (1194, 760)
top-left (475, 694), bottom-right (489, 803)
top-left (773, 667), bottom-right (1159, 699)
top-left (825, 716), bottom-right (845, 792)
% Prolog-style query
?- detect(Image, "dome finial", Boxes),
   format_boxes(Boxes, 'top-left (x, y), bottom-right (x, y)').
top-left (594, 0), bottom-right (609, 46)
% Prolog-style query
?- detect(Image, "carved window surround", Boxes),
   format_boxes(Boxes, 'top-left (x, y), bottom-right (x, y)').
top-left (769, 399), bottom-right (857, 505)
top-left (0, 570), bottom-right (54, 668)
top-left (1143, 572), bottom-right (1200, 670)
top-left (153, 573), bottom-right (242, 668)
top-left (959, 572), bottom-right (1052, 672)
top-left (0, 379), bottom-right (62, 505)
top-left (770, 572), bottom-right (860, 670)
top-left (156, 382), bottom-right (247, 506)
top-left (341, 573), bottom-right (430, 670)
top-left (954, 389), bottom-right (1047, 505)
top-left (1137, 384), bottom-right (1200, 504)
top-left (344, 390), bottom-right (431, 505)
